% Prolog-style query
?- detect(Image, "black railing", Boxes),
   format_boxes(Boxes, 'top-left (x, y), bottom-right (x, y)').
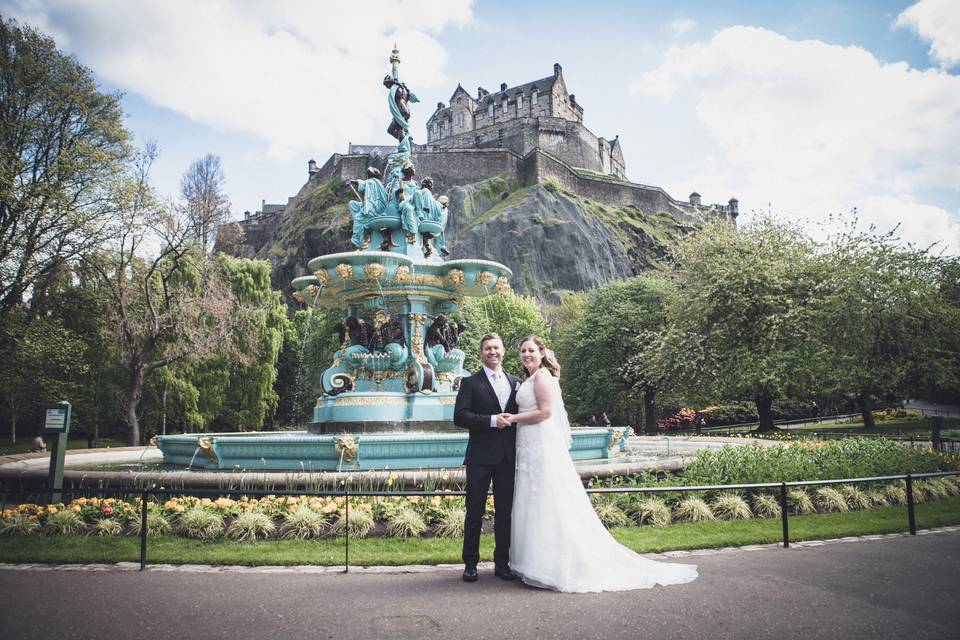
top-left (2, 470), bottom-right (958, 570)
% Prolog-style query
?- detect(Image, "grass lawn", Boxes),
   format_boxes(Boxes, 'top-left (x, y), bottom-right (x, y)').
top-left (2, 497), bottom-right (957, 567)
top-left (788, 417), bottom-right (960, 435)
top-left (0, 438), bottom-right (128, 456)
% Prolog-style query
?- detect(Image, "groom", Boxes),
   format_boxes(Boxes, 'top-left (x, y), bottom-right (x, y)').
top-left (454, 332), bottom-right (519, 582)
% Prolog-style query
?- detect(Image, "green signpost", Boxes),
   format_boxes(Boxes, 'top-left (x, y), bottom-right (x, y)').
top-left (43, 401), bottom-right (71, 504)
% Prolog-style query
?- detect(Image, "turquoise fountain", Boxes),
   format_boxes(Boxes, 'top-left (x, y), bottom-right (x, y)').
top-left (157, 47), bottom-right (630, 472)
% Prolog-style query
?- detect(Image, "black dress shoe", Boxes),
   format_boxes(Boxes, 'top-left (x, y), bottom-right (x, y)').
top-left (494, 567), bottom-right (516, 581)
top-left (462, 566), bottom-right (478, 582)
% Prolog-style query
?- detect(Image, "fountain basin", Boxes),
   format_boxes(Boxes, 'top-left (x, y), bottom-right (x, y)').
top-left (157, 426), bottom-right (632, 471)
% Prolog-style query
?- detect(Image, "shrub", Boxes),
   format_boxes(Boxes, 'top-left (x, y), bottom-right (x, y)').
top-left (788, 489), bottom-right (815, 515)
top-left (712, 494), bottom-right (752, 520)
top-left (592, 499), bottom-right (631, 528)
top-left (815, 487), bottom-right (849, 513)
top-left (434, 505), bottom-right (466, 538)
top-left (674, 497), bottom-right (715, 522)
top-left (43, 509), bottom-right (85, 536)
top-left (129, 512), bottom-right (172, 538)
top-left (329, 508), bottom-right (375, 540)
top-left (630, 497), bottom-right (672, 526)
top-left (841, 485), bottom-right (872, 511)
top-left (0, 513), bottom-right (40, 537)
top-left (752, 494), bottom-right (781, 518)
top-left (388, 507), bottom-right (428, 538)
top-left (543, 176), bottom-right (563, 193)
top-left (89, 518), bottom-right (124, 537)
top-left (920, 478), bottom-right (951, 500)
top-left (177, 509), bottom-right (226, 541)
top-left (226, 512), bottom-right (275, 542)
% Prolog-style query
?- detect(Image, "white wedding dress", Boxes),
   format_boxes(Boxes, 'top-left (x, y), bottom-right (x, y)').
top-left (510, 370), bottom-right (698, 592)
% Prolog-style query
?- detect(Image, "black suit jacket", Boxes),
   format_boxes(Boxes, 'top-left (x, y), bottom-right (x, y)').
top-left (453, 368), bottom-right (520, 466)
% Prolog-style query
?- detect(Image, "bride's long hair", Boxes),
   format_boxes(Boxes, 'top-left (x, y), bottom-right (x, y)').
top-left (521, 335), bottom-right (561, 378)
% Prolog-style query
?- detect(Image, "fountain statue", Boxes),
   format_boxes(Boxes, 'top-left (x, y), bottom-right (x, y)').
top-left (156, 47), bottom-right (630, 472)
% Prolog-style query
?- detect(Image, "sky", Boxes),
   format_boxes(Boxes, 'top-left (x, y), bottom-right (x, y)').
top-left (3, 0), bottom-right (959, 254)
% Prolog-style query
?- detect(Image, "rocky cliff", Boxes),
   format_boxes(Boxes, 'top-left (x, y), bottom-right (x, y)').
top-left (225, 175), bottom-right (700, 304)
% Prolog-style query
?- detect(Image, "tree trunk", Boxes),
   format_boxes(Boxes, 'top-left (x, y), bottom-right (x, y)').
top-left (643, 389), bottom-right (656, 435)
top-left (858, 394), bottom-right (875, 430)
top-left (755, 395), bottom-right (776, 432)
top-left (125, 364), bottom-right (145, 446)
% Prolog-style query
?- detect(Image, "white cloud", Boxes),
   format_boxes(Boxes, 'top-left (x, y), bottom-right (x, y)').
top-left (3, 0), bottom-right (473, 154)
top-left (896, 0), bottom-right (960, 68)
top-left (630, 26), bottom-right (960, 254)
top-left (669, 17), bottom-right (696, 37)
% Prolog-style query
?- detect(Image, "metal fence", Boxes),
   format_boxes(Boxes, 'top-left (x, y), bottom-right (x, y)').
top-left (3, 469), bottom-right (957, 572)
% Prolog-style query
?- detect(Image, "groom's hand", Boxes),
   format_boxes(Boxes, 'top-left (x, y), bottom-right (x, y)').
top-left (495, 413), bottom-right (513, 428)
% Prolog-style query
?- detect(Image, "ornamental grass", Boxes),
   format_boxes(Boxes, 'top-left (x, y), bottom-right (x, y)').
top-left (129, 513), bottom-right (172, 538)
top-left (0, 512), bottom-right (40, 537)
top-left (751, 493), bottom-right (781, 518)
top-left (815, 487), bottom-right (849, 513)
top-left (434, 506), bottom-right (466, 538)
top-left (630, 496), bottom-right (672, 527)
top-left (883, 482), bottom-right (908, 505)
top-left (788, 489), bottom-right (815, 515)
top-left (329, 508), bottom-right (375, 540)
top-left (841, 485), bottom-right (873, 511)
top-left (88, 518), bottom-right (124, 537)
top-left (387, 507), bottom-right (428, 539)
top-left (278, 507), bottom-right (327, 540)
top-left (592, 499), bottom-right (632, 528)
top-left (711, 494), bottom-right (752, 520)
top-left (225, 511), bottom-right (274, 542)
top-left (674, 497), bottom-right (715, 522)
top-left (176, 509), bottom-right (226, 541)
top-left (43, 509), bottom-right (85, 536)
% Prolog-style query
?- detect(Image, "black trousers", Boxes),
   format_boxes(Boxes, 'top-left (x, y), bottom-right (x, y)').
top-left (462, 458), bottom-right (515, 569)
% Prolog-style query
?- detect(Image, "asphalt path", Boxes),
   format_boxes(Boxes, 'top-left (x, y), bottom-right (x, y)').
top-left (1, 529), bottom-right (958, 640)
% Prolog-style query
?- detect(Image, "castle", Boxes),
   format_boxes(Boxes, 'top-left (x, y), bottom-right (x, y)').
top-left (240, 63), bottom-right (738, 252)
top-left (423, 63), bottom-right (625, 179)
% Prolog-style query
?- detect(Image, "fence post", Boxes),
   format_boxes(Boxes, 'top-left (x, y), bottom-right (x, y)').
top-left (344, 489), bottom-right (350, 573)
top-left (779, 483), bottom-right (790, 548)
top-left (139, 489), bottom-right (149, 571)
top-left (905, 474), bottom-right (916, 535)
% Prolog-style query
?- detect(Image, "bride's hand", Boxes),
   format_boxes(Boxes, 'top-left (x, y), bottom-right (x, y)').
top-left (496, 413), bottom-right (514, 428)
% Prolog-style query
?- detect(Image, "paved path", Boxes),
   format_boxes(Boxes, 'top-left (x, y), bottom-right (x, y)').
top-left (1, 529), bottom-right (958, 640)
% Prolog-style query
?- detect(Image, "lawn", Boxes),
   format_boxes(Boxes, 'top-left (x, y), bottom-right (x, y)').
top-left (0, 438), bottom-right (128, 456)
top-left (2, 497), bottom-right (956, 567)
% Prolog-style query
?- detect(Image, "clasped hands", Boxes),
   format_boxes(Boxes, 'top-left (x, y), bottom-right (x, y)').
top-left (495, 413), bottom-right (515, 429)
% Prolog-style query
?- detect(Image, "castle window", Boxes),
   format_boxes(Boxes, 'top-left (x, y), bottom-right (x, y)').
top-left (532, 91), bottom-right (538, 105)
top-left (457, 97), bottom-right (463, 104)
top-left (457, 113), bottom-right (464, 128)
top-left (488, 102), bottom-right (494, 117)
top-left (498, 129), bottom-right (504, 142)
top-left (502, 97), bottom-right (508, 113)
top-left (475, 135), bottom-right (481, 145)
top-left (517, 94), bottom-right (523, 110)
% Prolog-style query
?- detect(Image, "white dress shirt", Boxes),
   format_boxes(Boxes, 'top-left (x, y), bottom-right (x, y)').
top-left (483, 365), bottom-right (510, 427)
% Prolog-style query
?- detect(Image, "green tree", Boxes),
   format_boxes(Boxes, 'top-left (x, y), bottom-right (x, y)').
top-left (85, 146), bottom-right (261, 445)
top-left (557, 274), bottom-right (679, 432)
top-left (665, 218), bottom-right (824, 431)
top-left (0, 18), bottom-right (129, 323)
top-left (460, 292), bottom-right (550, 375)
top-left (817, 221), bottom-right (957, 427)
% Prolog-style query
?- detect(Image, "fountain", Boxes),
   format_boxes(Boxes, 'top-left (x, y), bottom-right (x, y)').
top-left (155, 47), bottom-right (629, 472)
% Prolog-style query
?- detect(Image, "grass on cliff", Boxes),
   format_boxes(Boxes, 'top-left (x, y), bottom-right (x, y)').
top-left (2, 497), bottom-right (956, 566)
top-left (463, 185), bottom-right (532, 230)
top-left (267, 179), bottom-right (351, 258)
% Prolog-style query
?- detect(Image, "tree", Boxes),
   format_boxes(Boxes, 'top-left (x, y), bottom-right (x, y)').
top-left (85, 145), bottom-right (255, 445)
top-left (273, 307), bottom-right (340, 429)
top-left (556, 275), bottom-right (679, 432)
top-left (180, 154), bottom-right (230, 250)
top-left (665, 218), bottom-right (825, 431)
top-left (0, 18), bottom-right (129, 324)
top-left (817, 221), bottom-right (956, 427)
top-left (460, 292), bottom-right (550, 375)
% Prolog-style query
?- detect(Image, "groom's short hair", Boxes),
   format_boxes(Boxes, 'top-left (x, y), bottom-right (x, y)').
top-left (479, 332), bottom-right (503, 350)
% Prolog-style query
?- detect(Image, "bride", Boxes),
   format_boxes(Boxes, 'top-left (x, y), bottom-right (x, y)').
top-left (500, 335), bottom-right (698, 593)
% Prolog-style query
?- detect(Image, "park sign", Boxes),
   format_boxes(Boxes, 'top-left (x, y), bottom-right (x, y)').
top-left (44, 405), bottom-right (70, 433)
